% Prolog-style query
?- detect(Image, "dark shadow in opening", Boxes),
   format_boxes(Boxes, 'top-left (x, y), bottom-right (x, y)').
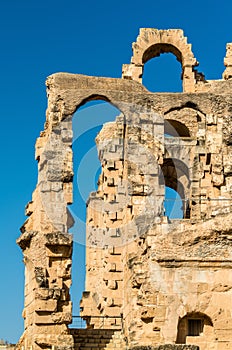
top-left (164, 119), bottom-right (190, 137)
top-left (176, 312), bottom-right (213, 344)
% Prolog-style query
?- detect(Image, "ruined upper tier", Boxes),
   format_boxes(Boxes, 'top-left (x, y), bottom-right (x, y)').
top-left (17, 28), bottom-right (232, 350)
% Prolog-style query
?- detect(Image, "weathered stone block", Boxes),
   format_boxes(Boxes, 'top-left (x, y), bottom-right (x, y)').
top-left (35, 300), bottom-right (57, 312)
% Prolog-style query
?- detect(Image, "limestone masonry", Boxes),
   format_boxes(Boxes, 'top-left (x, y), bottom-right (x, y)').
top-left (17, 29), bottom-right (232, 350)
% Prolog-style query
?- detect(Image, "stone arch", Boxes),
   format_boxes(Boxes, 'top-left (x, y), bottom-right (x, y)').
top-left (176, 312), bottom-right (214, 345)
top-left (160, 158), bottom-right (190, 218)
top-left (164, 119), bottom-right (190, 137)
top-left (164, 106), bottom-right (206, 138)
top-left (142, 43), bottom-right (183, 65)
top-left (122, 28), bottom-right (198, 92)
top-left (71, 95), bottom-right (126, 227)
top-left (70, 98), bottom-right (126, 323)
top-left (75, 94), bottom-right (116, 111)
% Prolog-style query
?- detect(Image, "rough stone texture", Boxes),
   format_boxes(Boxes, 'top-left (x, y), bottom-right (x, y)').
top-left (71, 329), bottom-right (127, 350)
top-left (130, 346), bottom-right (199, 350)
top-left (17, 29), bottom-right (232, 350)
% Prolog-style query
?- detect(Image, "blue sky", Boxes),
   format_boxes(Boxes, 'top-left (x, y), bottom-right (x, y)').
top-left (0, 0), bottom-right (231, 343)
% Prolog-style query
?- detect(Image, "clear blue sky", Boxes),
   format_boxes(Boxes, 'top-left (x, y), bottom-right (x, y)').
top-left (0, 0), bottom-right (231, 343)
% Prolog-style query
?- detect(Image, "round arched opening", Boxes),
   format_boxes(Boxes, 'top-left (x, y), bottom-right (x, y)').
top-left (142, 43), bottom-right (183, 64)
top-left (142, 44), bottom-right (183, 92)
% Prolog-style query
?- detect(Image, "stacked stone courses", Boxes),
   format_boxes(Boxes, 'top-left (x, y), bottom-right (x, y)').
top-left (17, 29), bottom-right (232, 350)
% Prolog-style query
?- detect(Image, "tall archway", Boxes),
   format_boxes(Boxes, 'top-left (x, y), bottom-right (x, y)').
top-left (69, 99), bottom-right (124, 324)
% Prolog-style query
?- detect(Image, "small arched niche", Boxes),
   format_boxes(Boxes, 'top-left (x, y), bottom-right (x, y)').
top-left (176, 312), bottom-right (214, 344)
top-left (164, 105), bottom-right (206, 139)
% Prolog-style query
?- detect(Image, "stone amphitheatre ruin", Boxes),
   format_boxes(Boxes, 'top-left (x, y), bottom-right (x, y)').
top-left (16, 28), bottom-right (232, 350)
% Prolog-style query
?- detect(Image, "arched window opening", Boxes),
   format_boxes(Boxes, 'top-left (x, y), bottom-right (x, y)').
top-left (69, 99), bottom-right (123, 323)
top-left (161, 158), bottom-right (190, 219)
top-left (164, 119), bottom-right (190, 137)
top-left (176, 312), bottom-right (213, 344)
top-left (164, 106), bottom-right (205, 139)
top-left (142, 52), bottom-right (182, 92)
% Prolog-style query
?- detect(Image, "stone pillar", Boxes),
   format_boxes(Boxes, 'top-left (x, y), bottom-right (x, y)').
top-left (182, 65), bottom-right (196, 93)
top-left (17, 99), bottom-right (74, 350)
top-left (122, 63), bottom-right (143, 83)
top-left (223, 43), bottom-right (232, 80)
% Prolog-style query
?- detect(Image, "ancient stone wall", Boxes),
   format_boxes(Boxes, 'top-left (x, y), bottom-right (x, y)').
top-left (17, 29), bottom-right (232, 350)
